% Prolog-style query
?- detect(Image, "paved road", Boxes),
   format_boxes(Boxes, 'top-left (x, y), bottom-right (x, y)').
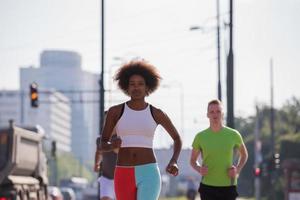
top-left (195, 196), bottom-right (250, 200)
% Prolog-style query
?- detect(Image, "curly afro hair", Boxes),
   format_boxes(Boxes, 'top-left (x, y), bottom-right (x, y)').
top-left (114, 60), bottom-right (161, 96)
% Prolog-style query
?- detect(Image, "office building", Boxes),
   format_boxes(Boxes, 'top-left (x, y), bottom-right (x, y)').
top-left (20, 50), bottom-right (99, 163)
top-left (0, 89), bottom-right (71, 152)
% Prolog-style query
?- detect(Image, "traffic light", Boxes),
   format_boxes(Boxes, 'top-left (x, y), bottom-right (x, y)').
top-left (266, 153), bottom-right (281, 173)
top-left (29, 82), bottom-right (39, 108)
top-left (274, 153), bottom-right (280, 169)
top-left (254, 167), bottom-right (261, 177)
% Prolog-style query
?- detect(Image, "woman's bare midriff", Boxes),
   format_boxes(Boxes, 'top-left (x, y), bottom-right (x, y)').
top-left (117, 147), bottom-right (156, 166)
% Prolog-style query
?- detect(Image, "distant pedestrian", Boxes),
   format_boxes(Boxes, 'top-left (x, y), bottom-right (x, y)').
top-left (190, 99), bottom-right (248, 200)
top-left (186, 177), bottom-right (197, 200)
top-left (94, 112), bottom-right (120, 200)
top-left (100, 60), bottom-right (182, 200)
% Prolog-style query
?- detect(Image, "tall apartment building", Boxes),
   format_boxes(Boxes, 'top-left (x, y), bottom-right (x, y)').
top-left (0, 90), bottom-right (71, 152)
top-left (20, 50), bottom-right (100, 163)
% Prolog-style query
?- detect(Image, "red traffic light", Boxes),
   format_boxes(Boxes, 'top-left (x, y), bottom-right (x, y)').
top-left (254, 167), bottom-right (261, 177)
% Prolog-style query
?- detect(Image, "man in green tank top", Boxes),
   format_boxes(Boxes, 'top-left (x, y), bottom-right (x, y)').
top-left (190, 99), bottom-right (248, 200)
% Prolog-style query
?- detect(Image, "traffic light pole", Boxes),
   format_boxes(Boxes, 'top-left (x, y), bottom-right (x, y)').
top-left (254, 106), bottom-right (262, 200)
top-left (29, 89), bottom-right (108, 105)
top-left (99, 0), bottom-right (105, 134)
top-left (98, 0), bottom-right (105, 200)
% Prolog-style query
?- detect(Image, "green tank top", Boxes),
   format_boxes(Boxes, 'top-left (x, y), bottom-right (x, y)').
top-left (192, 126), bottom-right (243, 186)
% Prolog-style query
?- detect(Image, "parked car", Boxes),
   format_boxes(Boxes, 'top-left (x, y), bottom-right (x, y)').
top-left (48, 186), bottom-right (63, 200)
top-left (61, 187), bottom-right (76, 200)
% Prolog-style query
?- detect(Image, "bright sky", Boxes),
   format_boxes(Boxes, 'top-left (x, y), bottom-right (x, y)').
top-left (1, 0), bottom-right (299, 148)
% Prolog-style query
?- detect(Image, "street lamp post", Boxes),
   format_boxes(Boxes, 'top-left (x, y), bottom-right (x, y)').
top-left (191, 0), bottom-right (234, 128)
top-left (190, 0), bottom-right (222, 101)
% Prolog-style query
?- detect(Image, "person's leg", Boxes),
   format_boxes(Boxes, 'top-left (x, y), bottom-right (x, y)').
top-left (199, 191), bottom-right (217, 200)
top-left (135, 163), bottom-right (161, 200)
top-left (114, 166), bottom-right (137, 200)
top-left (99, 176), bottom-right (115, 200)
top-left (187, 189), bottom-right (196, 200)
top-left (100, 197), bottom-right (112, 200)
top-left (97, 177), bottom-right (102, 200)
top-left (198, 183), bottom-right (218, 200)
top-left (222, 186), bottom-right (238, 200)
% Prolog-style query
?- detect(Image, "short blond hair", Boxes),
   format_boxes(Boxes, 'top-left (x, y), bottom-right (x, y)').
top-left (207, 99), bottom-right (223, 112)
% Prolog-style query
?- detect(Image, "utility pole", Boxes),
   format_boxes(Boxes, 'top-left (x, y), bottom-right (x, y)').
top-left (270, 58), bottom-right (276, 200)
top-left (254, 106), bottom-right (262, 200)
top-left (270, 58), bottom-right (275, 160)
top-left (98, 1), bottom-right (105, 199)
top-left (216, 0), bottom-right (222, 101)
top-left (99, 0), bottom-right (105, 133)
top-left (226, 0), bottom-right (234, 128)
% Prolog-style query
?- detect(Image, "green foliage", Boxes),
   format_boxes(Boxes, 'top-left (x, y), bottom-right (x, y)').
top-left (279, 97), bottom-right (300, 134)
top-left (47, 152), bottom-right (94, 184)
top-left (234, 96), bottom-right (300, 199)
top-left (235, 116), bottom-right (255, 138)
top-left (280, 139), bottom-right (300, 160)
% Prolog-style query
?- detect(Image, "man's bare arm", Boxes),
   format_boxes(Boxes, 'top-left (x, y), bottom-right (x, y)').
top-left (236, 143), bottom-right (248, 174)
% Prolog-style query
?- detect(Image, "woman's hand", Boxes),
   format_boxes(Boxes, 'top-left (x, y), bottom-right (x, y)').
top-left (100, 141), bottom-right (111, 151)
top-left (94, 163), bottom-right (101, 172)
top-left (100, 137), bottom-right (122, 152)
top-left (166, 160), bottom-right (179, 176)
top-left (111, 136), bottom-right (122, 149)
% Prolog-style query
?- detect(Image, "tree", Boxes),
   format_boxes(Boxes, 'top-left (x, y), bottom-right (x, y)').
top-left (235, 97), bottom-right (300, 198)
top-left (47, 152), bottom-right (94, 185)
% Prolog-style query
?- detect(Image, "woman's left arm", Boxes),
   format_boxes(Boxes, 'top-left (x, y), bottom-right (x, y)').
top-left (153, 107), bottom-right (182, 175)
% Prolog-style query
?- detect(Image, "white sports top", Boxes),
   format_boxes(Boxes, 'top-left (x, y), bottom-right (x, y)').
top-left (115, 103), bottom-right (158, 148)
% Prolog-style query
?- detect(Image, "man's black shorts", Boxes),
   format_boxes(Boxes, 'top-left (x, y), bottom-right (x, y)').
top-left (198, 183), bottom-right (238, 200)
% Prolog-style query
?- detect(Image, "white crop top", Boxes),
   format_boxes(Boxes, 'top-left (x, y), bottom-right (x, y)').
top-left (115, 103), bottom-right (158, 148)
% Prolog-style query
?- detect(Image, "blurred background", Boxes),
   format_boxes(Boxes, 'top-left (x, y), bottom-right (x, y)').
top-left (0, 0), bottom-right (299, 199)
